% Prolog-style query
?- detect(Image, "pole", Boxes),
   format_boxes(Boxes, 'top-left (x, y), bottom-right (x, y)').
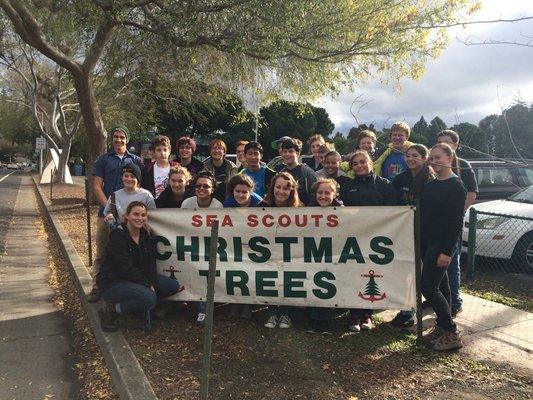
top-left (466, 208), bottom-right (477, 280)
top-left (254, 112), bottom-right (259, 142)
top-left (50, 168), bottom-right (54, 202)
top-left (413, 202), bottom-right (423, 344)
top-left (200, 220), bottom-right (219, 400)
top-left (85, 178), bottom-right (93, 267)
top-left (39, 149), bottom-right (43, 176)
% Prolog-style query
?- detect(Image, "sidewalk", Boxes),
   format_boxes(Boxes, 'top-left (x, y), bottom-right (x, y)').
top-left (0, 176), bottom-right (79, 399)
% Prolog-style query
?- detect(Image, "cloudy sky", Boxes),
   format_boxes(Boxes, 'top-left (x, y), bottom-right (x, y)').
top-left (314, 0), bottom-right (533, 134)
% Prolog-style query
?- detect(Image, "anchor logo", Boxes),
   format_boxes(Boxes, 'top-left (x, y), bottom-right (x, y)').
top-left (358, 270), bottom-right (387, 302)
top-left (163, 265), bottom-right (180, 280)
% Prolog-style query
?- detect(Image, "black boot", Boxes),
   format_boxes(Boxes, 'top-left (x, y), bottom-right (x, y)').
top-left (99, 303), bottom-right (118, 332)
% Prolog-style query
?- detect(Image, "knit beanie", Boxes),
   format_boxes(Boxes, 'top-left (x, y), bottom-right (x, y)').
top-left (121, 163), bottom-right (142, 184)
top-left (110, 125), bottom-right (131, 143)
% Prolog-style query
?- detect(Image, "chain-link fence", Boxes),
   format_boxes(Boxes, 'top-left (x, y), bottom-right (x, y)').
top-left (465, 209), bottom-right (533, 276)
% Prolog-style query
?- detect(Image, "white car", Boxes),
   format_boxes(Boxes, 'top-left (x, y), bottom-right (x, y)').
top-left (462, 186), bottom-right (533, 272)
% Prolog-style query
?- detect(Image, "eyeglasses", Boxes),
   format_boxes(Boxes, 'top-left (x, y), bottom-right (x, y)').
top-left (195, 184), bottom-right (212, 189)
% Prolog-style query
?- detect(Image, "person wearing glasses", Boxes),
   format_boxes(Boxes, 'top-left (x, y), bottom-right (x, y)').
top-left (173, 136), bottom-right (204, 177)
top-left (181, 171), bottom-right (222, 325)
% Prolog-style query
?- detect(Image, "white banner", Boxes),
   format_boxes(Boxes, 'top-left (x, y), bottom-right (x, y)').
top-left (150, 207), bottom-right (416, 309)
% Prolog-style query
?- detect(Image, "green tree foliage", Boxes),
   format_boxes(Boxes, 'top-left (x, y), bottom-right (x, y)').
top-left (0, 0), bottom-right (478, 163)
top-left (259, 100), bottom-right (334, 158)
top-left (0, 99), bottom-right (37, 160)
top-left (427, 116), bottom-right (447, 146)
top-left (411, 116), bottom-right (430, 145)
top-left (449, 122), bottom-right (487, 159)
top-left (478, 102), bottom-right (533, 159)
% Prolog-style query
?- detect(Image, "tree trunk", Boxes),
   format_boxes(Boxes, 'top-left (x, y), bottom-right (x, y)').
top-left (55, 137), bottom-right (71, 184)
top-left (72, 74), bottom-right (106, 164)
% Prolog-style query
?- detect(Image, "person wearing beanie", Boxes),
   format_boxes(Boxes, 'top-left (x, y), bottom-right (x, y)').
top-left (90, 125), bottom-right (143, 302)
top-left (103, 164), bottom-right (156, 224)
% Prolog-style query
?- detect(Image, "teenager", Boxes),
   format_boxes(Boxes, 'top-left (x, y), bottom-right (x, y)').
top-left (223, 174), bottom-right (262, 319)
top-left (340, 151), bottom-right (396, 331)
top-left (259, 172), bottom-right (302, 329)
top-left (181, 171), bottom-right (223, 325)
top-left (203, 138), bottom-right (238, 202)
top-left (435, 130), bottom-right (478, 317)
top-left (356, 130), bottom-right (378, 160)
top-left (173, 136), bottom-right (204, 177)
top-left (420, 143), bottom-right (466, 351)
top-left (142, 135), bottom-right (172, 199)
top-left (374, 121), bottom-right (414, 181)
top-left (306, 178), bottom-right (343, 335)
top-left (97, 202), bottom-right (180, 332)
top-left (302, 134), bottom-right (326, 171)
top-left (240, 141), bottom-right (276, 198)
top-left (103, 164), bottom-right (156, 225)
top-left (390, 144), bottom-right (435, 327)
top-left (155, 166), bottom-right (192, 208)
top-left (316, 151), bottom-right (347, 180)
top-left (235, 140), bottom-right (249, 170)
top-left (90, 125), bottom-right (142, 302)
top-left (280, 138), bottom-right (317, 205)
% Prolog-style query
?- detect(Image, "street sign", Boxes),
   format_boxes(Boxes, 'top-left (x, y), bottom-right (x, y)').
top-left (35, 137), bottom-right (46, 150)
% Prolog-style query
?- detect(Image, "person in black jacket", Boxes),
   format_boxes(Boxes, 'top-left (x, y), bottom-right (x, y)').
top-left (155, 166), bottom-right (193, 208)
top-left (419, 143), bottom-right (466, 351)
top-left (390, 144), bottom-right (435, 327)
top-left (97, 201), bottom-right (180, 332)
top-left (339, 150), bottom-right (396, 332)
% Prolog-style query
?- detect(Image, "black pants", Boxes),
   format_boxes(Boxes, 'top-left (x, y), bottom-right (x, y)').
top-left (421, 246), bottom-right (456, 333)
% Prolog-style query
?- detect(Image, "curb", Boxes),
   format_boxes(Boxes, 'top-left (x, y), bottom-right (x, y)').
top-left (33, 177), bottom-right (158, 400)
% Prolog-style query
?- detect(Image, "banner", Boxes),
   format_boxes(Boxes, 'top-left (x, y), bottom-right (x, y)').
top-left (150, 206), bottom-right (416, 309)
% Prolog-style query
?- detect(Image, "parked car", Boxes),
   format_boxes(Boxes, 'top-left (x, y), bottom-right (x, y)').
top-left (468, 159), bottom-right (533, 202)
top-left (462, 185), bottom-right (533, 272)
top-left (6, 163), bottom-right (19, 170)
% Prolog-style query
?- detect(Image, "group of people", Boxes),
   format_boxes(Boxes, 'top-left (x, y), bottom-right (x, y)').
top-left (89, 121), bottom-right (477, 352)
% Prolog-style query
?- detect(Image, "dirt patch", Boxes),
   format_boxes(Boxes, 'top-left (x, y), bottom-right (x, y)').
top-left (40, 182), bottom-right (533, 400)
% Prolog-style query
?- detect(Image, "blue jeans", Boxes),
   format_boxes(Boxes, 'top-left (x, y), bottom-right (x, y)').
top-left (308, 307), bottom-right (332, 322)
top-left (101, 275), bottom-right (179, 314)
top-left (421, 246), bottom-right (456, 333)
top-left (445, 239), bottom-right (463, 311)
top-left (268, 306), bottom-right (291, 317)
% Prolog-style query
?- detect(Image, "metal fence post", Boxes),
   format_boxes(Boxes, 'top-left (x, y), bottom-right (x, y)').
top-left (50, 168), bottom-right (55, 201)
top-left (200, 220), bottom-right (219, 400)
top-left (85, 178), bottom-right (93, 267)
top-left (466, 208), bottom-right (477, 280)
top-left (413, 201), bottom-right (423, 344)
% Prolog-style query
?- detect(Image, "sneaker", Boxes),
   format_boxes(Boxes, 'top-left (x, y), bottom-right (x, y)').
top-left (264, 315), bottom-right (278, 329)
top-left (196, 312), bottom-right (206, 326)
top-left (317, 320), bottom-right (333, 335)
top-left (391, 312), bottom-right (415, 328)
top-left (433, 331), bottom-right (463, 351)
top-left (451, 306), bottom-right (463, 319)
top-left (360, 317), bottom-right (373, 331)
top-left (278, 315), bottom-right (292, 329)
top-left (421, 300), bottom-right (432, 309)
top-left (348, 318), bottom-right (361, 332)
top-left (98, 303), bottom-right (118, 332)
top-left (423, 325), bottom-right (445, 345)
top-left (87, 287), bottom-right (100, 303)
top-left (240, 305), bottom-right (253, 320)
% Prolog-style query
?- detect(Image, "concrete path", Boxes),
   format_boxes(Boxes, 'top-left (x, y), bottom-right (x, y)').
top-left (0, 175), bottom-right (79, 400)
top-left (380, 292), bottom-right (532, 373)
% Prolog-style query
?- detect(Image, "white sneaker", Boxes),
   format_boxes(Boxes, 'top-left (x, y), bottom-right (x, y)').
top-left (278, 315), bottom-right (292, 329)
top-left (360, 317), bottom-right (373, 331)
top-left (264, 315), bottom-right (278, 328)
top-left (196, 312), bottom-right (206, 325)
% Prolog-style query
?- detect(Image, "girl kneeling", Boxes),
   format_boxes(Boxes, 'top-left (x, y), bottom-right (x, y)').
top-left (97, 201), bottom-right (179, 332)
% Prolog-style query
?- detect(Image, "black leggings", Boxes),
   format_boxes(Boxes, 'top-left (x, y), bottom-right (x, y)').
top-left (421, 246), bottom-right (456, 333)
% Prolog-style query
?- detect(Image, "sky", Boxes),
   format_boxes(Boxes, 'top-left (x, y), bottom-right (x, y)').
top-left (313, 0), bottom-right (533, 134)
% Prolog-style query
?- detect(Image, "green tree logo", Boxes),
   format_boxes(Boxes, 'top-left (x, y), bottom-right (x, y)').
top-left (358, 270), bottom-right (386, 302)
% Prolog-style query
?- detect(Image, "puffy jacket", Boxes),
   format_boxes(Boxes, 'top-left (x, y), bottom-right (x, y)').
top-left (339, 173), bottom-right (397, 206)
top-left (96, 225), bottom-right (156, 291)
